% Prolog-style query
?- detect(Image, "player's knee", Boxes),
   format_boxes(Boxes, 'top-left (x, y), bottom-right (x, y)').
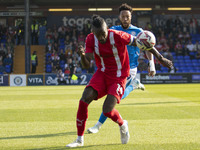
top-left (80, 86), bottom-right (97, 104)
top-left (103, 105), bottom-right (113, 114)
top-left (103, 95), bottom-right (117, 113)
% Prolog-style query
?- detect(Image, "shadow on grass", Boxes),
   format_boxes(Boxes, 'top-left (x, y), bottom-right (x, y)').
top-left (25, 143), bottom-right (121, 150)
top-left (25, 143), bottom-right (200, 150)
top-left (0, 131), bottom-right (76, 140)
top-left (121, 101), bottom-right (191, 106)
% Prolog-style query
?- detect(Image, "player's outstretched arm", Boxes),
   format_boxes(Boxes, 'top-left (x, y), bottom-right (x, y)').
top-left (148, 47), bottom-right (173, 69)
top-left (78, 45), bottom-right (93, 69)
top-left (145, 51), bottom-right (156, 77)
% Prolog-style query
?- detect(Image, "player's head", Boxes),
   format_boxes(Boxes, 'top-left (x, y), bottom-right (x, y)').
top-left (91, 14), bottom-right (108, 44)
top-left (119, 3), bottom-right (132, 29)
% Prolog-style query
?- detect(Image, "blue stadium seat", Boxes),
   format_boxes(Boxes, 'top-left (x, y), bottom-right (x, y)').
top-left (182, 69), bottom-right (189, 73)
top-left (5, 65), bottom-right (11, 73)
top-left (59, 60), bottom-right (65, 65)
top-left (192, 59), bottom-right (198, 63)
top-left (185, 62), bottom-right (193, 67)
top-left (59, 38), bottom-right (65, 45)
top-left (184, 55), bottom-right (190, 59)
top-left (171, 52), bottom-right (176, 56)
top-left (177, 55), bottom-right (184, 59)
top-left (188, 69), bottom-right (195, 73)
top-left (184, 59), bottom-right (192, 63)
top-left (178, 59), bottom-right (184, 63)
top-left (190, 52), bottom-right (197, 57)
top-left (176, 70), bottom-right (183, 73)
top-left (59, 45), bottom-right (65, 50)
top-left (142, 71), bottom-right (148, 73)
top-left (173, 55), bottom-right (177, 60)
top-left (60, 64), bottom-right (65, 70)
top-left (180, 67), bottom-right (187, 71)
top-left (156, 70), bottom-right (162, 73)
top-left (46, 53), bottom-right (51, 60)
top-left (194, 66), bottom-right (200, 70)
top-left (173, 59), bottom-right (178, 63)
top-left (194, 69), bottom-right (199, 73)
top-left (174, 62), bottom-right (179, 67)
top-left (1, 39), bottom-right (6, 43)
top-left (162, 70), bottom-right (168, 73)
top-left (46, 64), bottom-right (52, 73)
top-left (179, 63), bottom-right (187, 68)
top-left (192, 62), bottom-right (199, 67)
top-left (161, 67), bottom-right (168, 71)
top-left (82, 69), bottom-right (87, 73)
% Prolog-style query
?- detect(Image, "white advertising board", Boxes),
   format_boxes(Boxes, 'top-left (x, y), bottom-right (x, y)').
top-left (10, 75), bottom-right (27, 86)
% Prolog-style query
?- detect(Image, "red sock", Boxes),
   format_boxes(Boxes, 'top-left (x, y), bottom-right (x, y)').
top-left (103, 108), bottom-right (124, 126)
top-left (76, 100), bottom-right (88, 136)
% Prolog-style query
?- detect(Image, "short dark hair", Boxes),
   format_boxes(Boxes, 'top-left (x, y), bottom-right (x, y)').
top-left (91, 14), bottom-right (105, 28)
top-left (119, 3), bottom-right (133, 13)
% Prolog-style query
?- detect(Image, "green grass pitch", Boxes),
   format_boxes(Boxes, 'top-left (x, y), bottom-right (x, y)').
top-left (0, 84), bottom-right (200, 150)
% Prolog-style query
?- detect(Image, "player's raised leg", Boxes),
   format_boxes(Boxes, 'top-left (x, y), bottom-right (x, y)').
top-left (87, 70), bottom-right (144, 134)
top-left (103, 94), bottom-right (130, 144)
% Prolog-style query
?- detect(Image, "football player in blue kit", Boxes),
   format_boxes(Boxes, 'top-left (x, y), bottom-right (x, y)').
top-left (87, 3), bottom-right (157, 133)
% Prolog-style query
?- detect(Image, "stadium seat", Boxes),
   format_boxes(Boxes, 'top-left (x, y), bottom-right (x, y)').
top-left (174, 62), bottom-right (179, 67)
top-left (59, 45), bottom-right (65, 50)
top-left (189, 52), bottom-right (197, 58)
top-left (179, 63), bottom-right (186, 67)
top-left (176, 70), bottom-right (183, 73)
top-left (171, 52), bottom-right (176, 56)
top-left (184, 55), bottom-right (190, 59)
top-left (59, 60), bottom-right (65, 65)
top-left (5, 65), bottom-right (11, 73)
top-left (161, 67), bottom-right (168, 71)
top-left (177, 55), bottom-right (184, 59)
top-left (46, 64), bottom-right (52, 73)
top-left (178, 60), bottom-right (184, 64)
top-left (82, 69), bottom-right (87, 73)
top-left (162, 70), bottom-right (168, 73)
top-left (46, 53), bottom-right (51, 60)
top-left (192, 59), bottom-right (198, 63)
top-left (182, 69), bottom-right (189, 73)
top-left (59, 38), bottom-right (65, 45)
top-left (60, 64), bottom-right (65, 71)
top-left (173, 55), bottom-right (177, 60)
top-left (156, 70), bottom-right (162, 73)
top-left (185, 62), bottom-right (193, 67)
top-left (142, 71), bottom-right (148, 73)
top-left (194, 66), bottom-right (200, 70)
top-left (196, 70), bottom-right (200, 73)
top-left (192, 62), bottom-right (199, 67)
top-left (184, 59), bottom-right (192, 63)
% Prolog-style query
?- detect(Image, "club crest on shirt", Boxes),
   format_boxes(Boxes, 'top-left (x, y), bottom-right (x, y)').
top-left (131, 31), bottom-right (136, 36)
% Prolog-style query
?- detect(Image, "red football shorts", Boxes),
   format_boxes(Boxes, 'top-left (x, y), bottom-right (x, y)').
top-left (86, 69), bottom-right (127, 103)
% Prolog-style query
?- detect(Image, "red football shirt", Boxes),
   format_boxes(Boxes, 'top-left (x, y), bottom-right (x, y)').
top-left (85, 29), bottom-right (133, 78)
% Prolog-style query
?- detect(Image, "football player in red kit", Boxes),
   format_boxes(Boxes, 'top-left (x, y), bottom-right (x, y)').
top-left (66, 14), bottom-right (172, 147)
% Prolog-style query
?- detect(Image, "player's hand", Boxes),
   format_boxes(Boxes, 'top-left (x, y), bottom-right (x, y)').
top-left (160, 57), bottom-right (173, 69)
top-left (148, 67), bottom-right (156, 77)
top-left (78, 45), bottom-right (85, 56)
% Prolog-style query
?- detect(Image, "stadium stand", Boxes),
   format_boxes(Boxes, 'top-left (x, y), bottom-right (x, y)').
top-left (0, 10), bottom-right (200, 75)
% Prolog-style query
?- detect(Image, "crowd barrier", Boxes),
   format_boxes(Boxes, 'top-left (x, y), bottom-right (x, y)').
top-left (0, 73), bottom-right (93, 86)
top-left (0, 73), bottom-right (200, 86)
